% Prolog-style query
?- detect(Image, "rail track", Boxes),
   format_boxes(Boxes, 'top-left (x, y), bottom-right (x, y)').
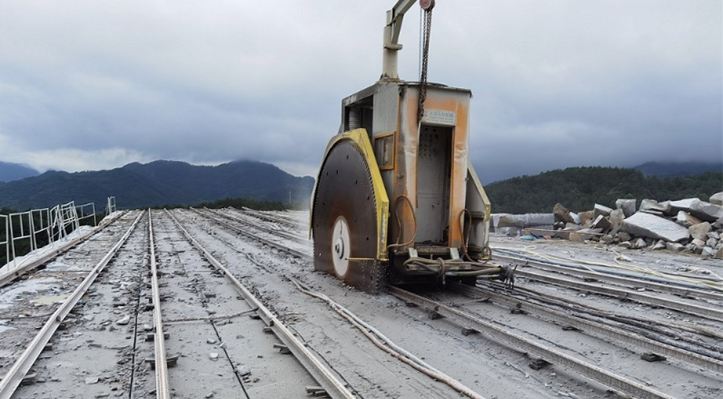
top-left (188, 207), bottom-right (723, 399)
top-left (510, 266), bottom-right (723, 321)
top-left (230, 207), bottom-right (302, 231)
top-left (7, 208), bottom-right (717, 398)
top-left (494, 248), bottom-right (723, 301)
top-left (147, 211), bottom-right (171, 398)
top-left (206, 208), bottom-right (308, 244)
top-left (0, 211), bottom-right (143, 398)
top-left (0, 211), bottom-right (127, 287)
top-left (162, 209), bottom-right (355, 398)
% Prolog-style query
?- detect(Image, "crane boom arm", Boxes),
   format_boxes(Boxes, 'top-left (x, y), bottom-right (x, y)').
top-left (381, 0), bottom-right (434, 80)
top-left (385, 0), bottom-right (417, 50)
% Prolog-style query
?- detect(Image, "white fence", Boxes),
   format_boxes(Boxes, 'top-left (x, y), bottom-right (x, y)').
top-left (1, 196), bottom-right (117, 267)
top-left (106, 196), bottom-right (117, 215)
top-left (1, 215), bottom-right (8, 265)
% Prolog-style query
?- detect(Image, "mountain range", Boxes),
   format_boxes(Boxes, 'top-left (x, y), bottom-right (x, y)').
top-left (0, 162), bottom-right (38, 182)
top-left (0, 159), bottom-right (720, 213)
top-left (0, 160), bottom-right (314, 211)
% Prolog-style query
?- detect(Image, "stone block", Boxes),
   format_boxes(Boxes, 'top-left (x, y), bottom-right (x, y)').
top-left (615, 199), bottom-right (637, 217)
top-left (710, 192), bottom-right (723, 206)
top-left (623, 212), bottom-right (690, 243)
top-left (670, 198), bottom-right (723, 222)
top-left (594, 203), bottom-right (613, 217)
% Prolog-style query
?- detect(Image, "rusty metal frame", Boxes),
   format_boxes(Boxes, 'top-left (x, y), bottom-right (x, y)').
top-left (374, 131), bottom-right (397, 171)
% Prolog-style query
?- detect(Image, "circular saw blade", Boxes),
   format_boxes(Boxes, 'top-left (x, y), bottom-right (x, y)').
top-left (312, 139), bottom-right (385, 292)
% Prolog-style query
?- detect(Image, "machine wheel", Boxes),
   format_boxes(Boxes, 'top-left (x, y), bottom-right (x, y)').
top-left (312, 139), bottom-right (386, 293)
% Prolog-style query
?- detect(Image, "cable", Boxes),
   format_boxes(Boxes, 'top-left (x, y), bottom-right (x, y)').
top-left (290, 277), bottom-right (486, 399)
top-left (388, 195), bottom-right (417, 250)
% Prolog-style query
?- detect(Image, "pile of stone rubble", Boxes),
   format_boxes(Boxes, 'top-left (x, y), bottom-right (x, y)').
top-left (550, 192), bottom-right (723, 259)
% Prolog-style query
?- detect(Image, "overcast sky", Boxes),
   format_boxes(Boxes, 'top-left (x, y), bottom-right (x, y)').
top-left (0, 0), bottom-right (721, 183)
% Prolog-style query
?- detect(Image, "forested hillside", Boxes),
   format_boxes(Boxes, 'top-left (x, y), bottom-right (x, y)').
top-left (486, 167), bottom-right (723, 213)
top-left (0, 160), bottom-right (314, 210)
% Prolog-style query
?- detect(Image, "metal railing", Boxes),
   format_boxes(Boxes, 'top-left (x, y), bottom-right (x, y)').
top-left (8, 212), bottom-right (37, 260)
top-left (1, 197), bottom-right (115, 268)
top-left (76, 202), bottom-right (97, 226)
top-left (106, 196), bottom-right (117, 215)
top-left (30, 208), bottom-right (52, 245)
top-left (0, 215), bottom-right (8, 266)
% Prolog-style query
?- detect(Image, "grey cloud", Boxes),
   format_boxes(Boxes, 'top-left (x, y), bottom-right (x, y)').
top-left (0, 0), bottom-right (720, 181)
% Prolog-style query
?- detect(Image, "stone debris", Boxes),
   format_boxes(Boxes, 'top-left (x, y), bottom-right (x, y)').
top-left (689, 222), bottom-right (711, 241)
top-left (676, 211), bottom-right (701, 227)
top-left (669, 198), bottom-right (723, 222)
top-left (593, 203), bottom-right (613, 217)
top-left (609, 209), bottom-right (625, 234)
top-left (639, 199), bottom-right (670, 214)
top-left (591, 215), bottom-right (611, 231)
top-left (553, 203), bottom-right (574, 224)
top-left (513, 195), bottom-right (723, 259)
top-left (623, 212), bottom-right (690, 243)
top-left (615, 199), bottom-right (637, 217)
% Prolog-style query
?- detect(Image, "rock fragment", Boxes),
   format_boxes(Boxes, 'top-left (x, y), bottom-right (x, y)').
top-left (710, 192), bottom-right (723, 206)
top-left (592, 215), bottom-right (611, 231)
top-left (669, 198), bottom-right (723, 222)
top-left (594, 203), bottom-right (613, 217)
top-left (623, 212), bottom-right (690, 243)
top-left (676, 211), bottom-right (702, 227)
top-left (553, 203), bottom-right (574, 224)
top-left (666, 242), bottom-right (684, 252)
top-left (701, 247), bottom-right (716, 259)
top-left (609, 209), bottom-right (625, 233)
top-left (689, 222), bottom-right (712, 241)
top-left (578, 211), bottom-right (595, 227)
top-left (633, 238), bottom-right (647, 249)
top-left (640, 199), bottom-right (670, 214)
top-left (615, 199), bottom-right (637, 217)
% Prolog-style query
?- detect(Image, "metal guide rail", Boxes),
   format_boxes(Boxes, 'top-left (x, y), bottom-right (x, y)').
top-left (237, 207), bottom-right (301, 229)
top-left (452, 283), bottom-right (723, 373)
top-left (147, 211), bottom-right (171, 399)
top-left (0, 211), bottom-right (143, 399)
top-left (165, 209), bottom-right (356, 399)
top-left (494, 249), bottom-right (723, 301)
top-left (204, 208), bottom-right (307, 244)
top-left (203, 210), bottom-right (723, 396)
top-left (387, 286), bottom-right (674, 399)
top-left (189, 208), bottom-right (310, 260)
top-left (513, 267), bottom-right (723, 321)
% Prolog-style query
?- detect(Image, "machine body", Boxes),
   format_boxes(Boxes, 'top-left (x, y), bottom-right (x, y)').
top-left (311, 1), bottom-right (504, 293)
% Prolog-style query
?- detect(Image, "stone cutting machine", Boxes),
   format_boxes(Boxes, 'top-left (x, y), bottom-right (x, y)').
top-left (311, 0), bottom-right (508, 292)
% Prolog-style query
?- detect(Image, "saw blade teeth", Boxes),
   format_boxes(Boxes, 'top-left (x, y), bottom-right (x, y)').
top-left (311, 139), bottom-right (383, 293)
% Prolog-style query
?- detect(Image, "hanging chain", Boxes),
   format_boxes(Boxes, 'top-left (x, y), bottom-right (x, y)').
top-left (417, 5), bottom-right (433, 124)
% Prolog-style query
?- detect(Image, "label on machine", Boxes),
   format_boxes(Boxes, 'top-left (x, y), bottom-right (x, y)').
top-left (422, 109), bottom-right (456, 127)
